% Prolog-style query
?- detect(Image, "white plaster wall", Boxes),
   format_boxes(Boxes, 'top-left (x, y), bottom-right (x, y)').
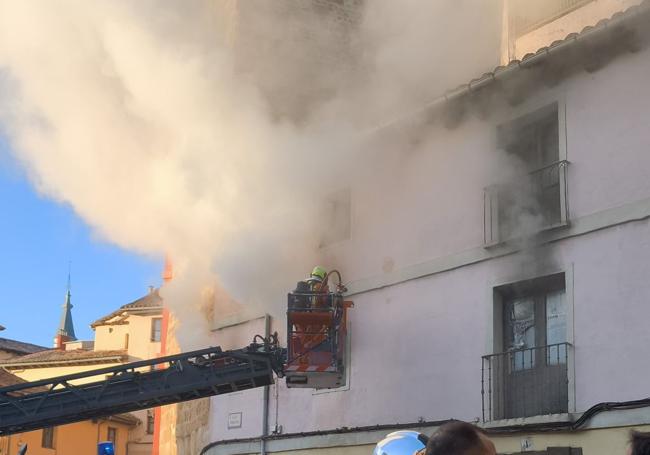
top-left (209, 318), bottom-right (267, 441)
top-left (563, 50), bottom-right (650, 218)
top-left (208, 45), bottom-right (650, 440)
top-left (270, 219), bottom-right (650, 433)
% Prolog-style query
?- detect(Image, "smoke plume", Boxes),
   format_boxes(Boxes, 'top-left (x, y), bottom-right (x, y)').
top-left (0, 0), bottom-right (502, 348)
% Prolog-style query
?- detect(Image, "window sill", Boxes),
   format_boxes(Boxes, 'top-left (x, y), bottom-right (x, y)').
top-left (483, 220), bottom-right (570, 249)
top-left (481, 413), bottom-right (572, 429)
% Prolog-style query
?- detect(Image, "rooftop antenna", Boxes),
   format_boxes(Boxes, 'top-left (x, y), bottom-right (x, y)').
top-left (67, 260), bottom-right (72, 294)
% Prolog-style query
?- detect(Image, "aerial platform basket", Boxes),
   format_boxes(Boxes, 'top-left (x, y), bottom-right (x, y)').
top-left (285, 274), bottom-right (353, 389)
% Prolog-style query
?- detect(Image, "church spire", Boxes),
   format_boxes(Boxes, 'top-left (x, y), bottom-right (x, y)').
top-left (54, 264), bottom-right (77, 349)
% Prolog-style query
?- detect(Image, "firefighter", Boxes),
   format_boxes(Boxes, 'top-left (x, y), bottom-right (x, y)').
top-left (306, 266), bottom-right (327, 291)
top-left (373, 431), bottom-right (428, 455)
top-left (292, 266), bottom-right (329, 307)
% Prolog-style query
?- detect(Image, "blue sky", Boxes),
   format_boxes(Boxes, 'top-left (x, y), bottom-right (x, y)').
top-left (0, 136), bottom-right (162, 347)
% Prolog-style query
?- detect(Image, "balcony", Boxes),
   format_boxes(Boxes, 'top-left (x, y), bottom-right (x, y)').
top-left (484, 160), bottom-right (569, 246)
top-left (481, 343), bottom-right (571, 421)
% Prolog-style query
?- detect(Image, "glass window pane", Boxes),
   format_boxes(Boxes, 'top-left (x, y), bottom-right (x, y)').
top-left (508, 299), bottom-right (535, 349)
top-left (151, 318), bottom-right (162, 342)
top-left (507, 299), bottom-right (535, 370)
top-left (546, 290), bottom-right (566, 344)
top-left (546, 290), bottom-right (567, 365)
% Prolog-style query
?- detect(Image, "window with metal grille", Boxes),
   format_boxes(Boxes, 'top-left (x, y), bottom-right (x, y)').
top-left (484, 103), bottom-right (568, 246)
top-left (483, 273), bottom-right (570, 420)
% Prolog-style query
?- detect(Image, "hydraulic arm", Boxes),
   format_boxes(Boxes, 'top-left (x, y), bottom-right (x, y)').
top-left (0, 338), bottom-right (285, 436)
top-left (0, 271), bottom-right (353, 436)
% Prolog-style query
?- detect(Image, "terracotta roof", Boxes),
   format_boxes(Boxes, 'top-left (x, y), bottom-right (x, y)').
top-left (0, 368), bottom-right (28, 388)
top-left (0, 337), bottom-right (49, 355)
top-left (380, 0), bottom-right (650, 130)
top-left (0, 368), bottom-right (48, 396)
top-left (0, 349), bottom-right (128, 368)
top-left (91, 289), bottom-right (163, 327)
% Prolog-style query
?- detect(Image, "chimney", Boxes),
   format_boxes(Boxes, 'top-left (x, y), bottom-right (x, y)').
top-left (162, 255), bottom-right (174, 283)
top-left (149, 285), bottom-right (155, 294)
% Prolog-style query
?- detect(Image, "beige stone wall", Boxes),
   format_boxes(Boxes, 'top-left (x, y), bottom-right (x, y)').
top-left (126, 314), bottom-right (162, 360)
top-left (158, 313), bottom-right (212, 455)
top-left (95, 323), bottom-right (130, 351)
top-left (158, 312), bottom-right (180, 455)
top-left (175, 399), bottom-right (211, 455)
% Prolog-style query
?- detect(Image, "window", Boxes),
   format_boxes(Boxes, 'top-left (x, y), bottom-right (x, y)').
top-left (484, 103), bottom-right (568, 245)
top-left (483, 273), bottom-right (569, 420)
top-left (503, 279), bottom-right (568, 370)
top-left (107, 427), bottom-right (117, 444)
top-left (151, 318), bottom-right (162, 342)
top-left (41, 427), bottom-right (55, 449)
top-left (320, 188), bottom-right (351, 247)
top-left (146, 410), bottom-right (155, 435)
top-left (124, 333), bottom-right (129, 349)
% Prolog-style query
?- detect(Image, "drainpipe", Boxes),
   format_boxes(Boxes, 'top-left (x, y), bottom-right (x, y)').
top-left (261, 314), bottom-right (271, 455)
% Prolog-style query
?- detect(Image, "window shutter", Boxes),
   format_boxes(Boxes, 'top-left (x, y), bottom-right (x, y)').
top-left (484, 186), bottom-right (500, 246)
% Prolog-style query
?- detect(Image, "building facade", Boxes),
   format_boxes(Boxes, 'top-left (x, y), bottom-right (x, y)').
top-left (200, 2), bottom-right (650, 454)
top-left (0, 288), bottom-right (163, 455)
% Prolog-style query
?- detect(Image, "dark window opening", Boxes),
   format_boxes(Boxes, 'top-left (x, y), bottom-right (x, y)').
top-left (485, 103), bottom-right (568, 245)
top-left (41, 427), bottom-right (55, 449)
top-left (107, 426), bottom-right (117, 444)
top-left (146, 410), bottom-right (155, 435)
top-left (151, 318), bottom-right (162, 342)
top-left (320, 188), bottom-right (351, 247)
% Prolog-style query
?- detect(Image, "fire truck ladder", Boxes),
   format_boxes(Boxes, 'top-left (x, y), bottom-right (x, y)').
top-left (0, 340), bottom-right (285, 436)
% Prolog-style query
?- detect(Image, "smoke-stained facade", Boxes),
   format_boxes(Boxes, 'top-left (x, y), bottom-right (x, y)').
top-left (0, 1), bottom-right (648, 454)
top-left (202, 2), bottom-right (650, 454)
top-left (229, 0), bottom-right (363, 122)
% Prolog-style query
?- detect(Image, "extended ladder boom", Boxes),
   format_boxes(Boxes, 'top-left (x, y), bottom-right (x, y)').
top-left (0, 341), bottom-right (285, 436)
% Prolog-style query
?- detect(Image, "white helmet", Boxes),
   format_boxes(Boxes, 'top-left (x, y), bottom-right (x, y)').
top-left (373, 431), bottom-right (428, 455)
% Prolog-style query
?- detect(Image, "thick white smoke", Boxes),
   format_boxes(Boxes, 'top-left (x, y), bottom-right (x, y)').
top-left (0, 0), bottom-right (502, 348)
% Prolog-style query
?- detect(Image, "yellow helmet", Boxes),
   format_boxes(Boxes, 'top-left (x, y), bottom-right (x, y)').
top-left (311, 266), bottom-right (327, 281)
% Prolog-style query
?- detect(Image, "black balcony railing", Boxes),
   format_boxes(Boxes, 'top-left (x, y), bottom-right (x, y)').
top-left (481, 343), bottom-right (570, 421)
top-left (484, 160), bottom-right (569, 246)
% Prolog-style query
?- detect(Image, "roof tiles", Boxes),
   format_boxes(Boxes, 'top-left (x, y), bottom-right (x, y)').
top-left (1, 349), bottom-right (128, 367)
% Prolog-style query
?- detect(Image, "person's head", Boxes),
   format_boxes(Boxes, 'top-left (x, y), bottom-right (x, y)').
top-left (629, 431), bottom-right (650, 455)
top-left (425, 421), bottom-right (496, 455)
top-left (310, 266), bottom-right (327, 281)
